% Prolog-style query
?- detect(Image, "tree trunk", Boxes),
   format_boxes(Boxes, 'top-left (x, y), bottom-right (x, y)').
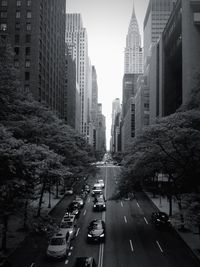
top-left (1, 214), bottom-right (8, 252)
top-left (37, 182), bottom-right (46, 217)
top-left (168, 194), bottom-right (173, 217)
top-left (56, 181), bottom-right (59, 199)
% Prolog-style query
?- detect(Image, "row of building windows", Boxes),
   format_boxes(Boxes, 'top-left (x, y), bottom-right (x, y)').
top-left (14, 46), bottom-right (30, 55)
top-left (16, 11), bottom-right (32, 19)
top-left (1, 0), bottom-right (31, 7)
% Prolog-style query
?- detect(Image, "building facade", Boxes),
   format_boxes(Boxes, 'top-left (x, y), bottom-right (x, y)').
top-left (110, 98), bottom-right (121, 152)
top-left (65, 13), bottom-right (89, 135)
top-left (0, 0), bottom-right (66, 119)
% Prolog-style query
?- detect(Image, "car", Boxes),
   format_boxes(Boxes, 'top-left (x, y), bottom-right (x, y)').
top-left (73, 196), bottom-right (84, 208)
top-left (151, 211), bottom-right (171, 227)
top-left (65, 187), bottom-right (74, 195)
top-left (46, 232), bottom-right (70, 259)
top-left (73, 257), bottom-right (96, 267)
top-left (91, 184), bottom-right (103, 196)
top-left (67, 202), bottom-right (81, 218)
top-left (87, 219), bottom-right (105, 243)
top-left (93, 198), bottom-right (106, 211)
top-left (83, 184), bottom-right (90, 193)
top-left (97, 179), bottom-right (105, 188)
top-left (60, 219), bottom-right (77, 239)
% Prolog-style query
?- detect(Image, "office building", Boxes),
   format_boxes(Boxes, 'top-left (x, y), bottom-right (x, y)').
top-left (0, 0), bottom-right (66, 118)
top-left (65, 13), bottom-right (89, 135)
top-left (96, 104), bottom-right (106, 153)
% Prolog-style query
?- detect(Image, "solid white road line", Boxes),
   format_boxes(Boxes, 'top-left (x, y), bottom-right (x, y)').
top-left (156, 240), bottom-right (164, 253)
top-left (144, 217), bottom-right (149, 225)
top-left (124, 216), bottom-right (127, 223)
top-left (129, 240), bottom-right (134, 252)
top-left (83, 209), bottom-right (87, 216)
top-left (136, 202), bottom-right (140, 208)
top-left (121, 201), bottom-right (124, 207)
top-left (98, 243), bottom-right (104, 267)
top-left (76, 228), bottom-right (80, 237)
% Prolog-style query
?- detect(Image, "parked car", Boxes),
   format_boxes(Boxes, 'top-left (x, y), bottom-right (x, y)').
top-left (46, 232), bottom-right (70, 259)
top-left (87, 219), bottom-right (105, 243)
top-left (73, 257), bottom-right (96, 267)
top-left (83, 184), bottom-right (90, 193)
top-left (67, 202), bottom-right (81, 218)
top-left (65, 187), bottom-right (74, 195)
top-left (97, 179), bottom-right (105, 188)
top-left (93, 198), bottom-right (106, 211)
top-left (151, 212), bottom-right (171, 227)
top-left (61, 213), bottom-right (77, 238)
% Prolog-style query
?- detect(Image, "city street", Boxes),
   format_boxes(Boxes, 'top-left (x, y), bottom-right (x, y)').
top-left (9, 165), bottom-right (200, 267)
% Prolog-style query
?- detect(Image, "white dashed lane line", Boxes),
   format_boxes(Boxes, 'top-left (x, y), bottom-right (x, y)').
top-left (83, 209), bottom-right (87, 216)
top-left (124, 216), bottom-right (127, 223)
top-left (121, 201), bottom-right (124, 207)
top-left (144, 217), bottom-right (149, 224)
top-left (156, 240), bottom-right (164, 253)
top-left (88, 198), bottom-right (90, 203)
top-left (129, 240), bottom-right (134, 252)
top-left (136, 202), bottom-right (140, 208)
top-left (76, 228), bottom-right (80, 237)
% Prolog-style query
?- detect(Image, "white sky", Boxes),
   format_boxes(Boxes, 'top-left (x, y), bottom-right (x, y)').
top-left (66, 0), bottom-right (149, 149)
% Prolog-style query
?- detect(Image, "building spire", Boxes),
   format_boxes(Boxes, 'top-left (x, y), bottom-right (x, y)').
top-left (131, 0), bottom-right (136, 20)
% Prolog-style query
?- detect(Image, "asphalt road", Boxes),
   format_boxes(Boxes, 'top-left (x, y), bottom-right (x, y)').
top-left (10, 164), bottom-right (200, 267)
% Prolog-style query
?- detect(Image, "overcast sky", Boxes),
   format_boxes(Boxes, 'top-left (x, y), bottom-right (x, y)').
top-left (66, 0), bottom-right (149, 149)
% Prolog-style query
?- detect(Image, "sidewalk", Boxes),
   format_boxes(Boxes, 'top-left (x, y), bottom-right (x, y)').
top-left (145, 191), bottom-right (200, 261)
top-left (0, 187), bottom-right (65, 257)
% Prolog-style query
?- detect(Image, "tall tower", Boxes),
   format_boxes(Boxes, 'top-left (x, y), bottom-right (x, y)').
top-left (65, 14), bottom-right (89, 135)
top-left (124, 1), bottom-right (143, 74)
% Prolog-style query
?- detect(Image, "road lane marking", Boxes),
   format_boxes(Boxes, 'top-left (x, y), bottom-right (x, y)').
top-left (70, 246), bottom-right (73, 250)
top-left (121, 201), bottom-right (123, 207)
top-left (136, 202), bottom-right (140, 208)
top-left (144, 217), bottom-right (149, 224)
top-left (129, 240), bottom-right (134, 252)
top-left (98, 243), bottom-right (104, 267)
top-left (88, 198), bottom-right (90, 203)
top-left (124, 216), bottom-right (127, 223)
top-left (76, 228), bottom-right (80, 236)
top-left (30, 263), bottom-right (35, 267)
top-left (83, 209), bottom-right (87, 216)
top-left (156, 240), bottom-right (164, 253)
top-left (65, 259), bottom-right (69, 265)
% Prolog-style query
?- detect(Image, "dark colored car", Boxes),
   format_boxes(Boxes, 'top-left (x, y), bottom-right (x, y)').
top-left (93, 198), bottom-right (106, 211)
top-left (87, 219), bottom-right (105, 243)
top-left (74, 257), bottom-right (96, 267)
top-left (151, 212), bottom-right (171, 227)
top-left (67, 202), bottom-right (81, 218)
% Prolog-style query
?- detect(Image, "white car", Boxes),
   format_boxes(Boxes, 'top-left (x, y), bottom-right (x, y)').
top-left (60, 215), bottom-right (77, 238)
top-left (73, 196), bottom-right (84, 207)
top-left (65, 187), bottom-right (73, 195)
top-left (91, 184), bottom-right (103, 196)
top-left (97, 179), bottom-right (105, 188)
top-left (46, 232), bottom-right (70, 259)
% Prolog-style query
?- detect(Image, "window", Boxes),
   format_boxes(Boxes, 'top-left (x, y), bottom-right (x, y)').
top-left (27, 0), bottom-right (31, 6)
top-left (25, 72), bottom-right (30, 80)
top-left (0, 23), bottom-right (7, 31)
top-left (25, 34), bottom-right (31, 43)
top-left (26, 11), bottom-right (31, 18)
top-left (25, 60), bottom-right (30, 68)
top-left (1, 0), bottom-right (7, 6)
top-left (14, 47), bottom-right (19, 55)
top-left (16, 0), bottom-right (21, 6)
top-left (24, 85), bottom-right (30, 92)
top-left (26, 23), bottom-right (31, 31)
top-left (15, 34), bottom-right (20, 43)
top-left (25, 47), bottom-right (30, 55)
top-left (16, 11), bottom-right (20, 18)
top-left (0, 12), bottom-right (7, 18)
top-left (15, 22), bottom-right (20, 30)
top-left (14, 60), bottom-right (19, 67)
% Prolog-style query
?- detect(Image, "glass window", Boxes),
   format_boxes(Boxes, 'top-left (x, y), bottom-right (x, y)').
top-left (26, 23), bottom-right (31, 31)
top-left (0, 23), bottom-right (7, 31)
top-left (15, 34), bottom-right (20, 43)
top-left (24, 85), bottom-right (30, 92)
top-left (25, 47), bottom-right (30, 55)
top-left (25, 60), bottom-right (30, 68)
top-left (15, 22), bottom-right (20, 30)
top-left (25, 72), bottom-right (30, 80)
top-left (14, 47), bottom-right (19, 55)
top-left (27, 0), bottom-right (31, 6)
top-left (14, 60), bottom-right (19, 67)
top-left (26, 11), bottom-right (31, 18)
top-left (16, 0), bottom-right (21, 6)
top-left (16, 11), bottom-right (20, 18)
top-left (25, 34), bottom-right (31, 43)
top-left (1, 0), bottom-right (7, 6)
top-left (0, 11), bottom-right (7, 18)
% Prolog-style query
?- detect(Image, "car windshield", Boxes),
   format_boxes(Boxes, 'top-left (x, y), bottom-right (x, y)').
top-left (50, 237), bottom-right (65, 246)
top-left (61, 221), bottom-right (73, 227)
top-left (92, 222), bottom-right (102, 230)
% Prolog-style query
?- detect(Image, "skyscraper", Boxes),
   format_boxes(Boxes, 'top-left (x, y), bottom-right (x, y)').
top-left (0, 0), bottom-right (66, 119)
top-left (65, 13), bottom-right (89, 135)
top-left (124, 2), bottom-right (143, 74)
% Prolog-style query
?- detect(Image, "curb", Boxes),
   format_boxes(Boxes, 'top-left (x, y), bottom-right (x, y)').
top-left (144, 191), bottom-right (200, 264)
